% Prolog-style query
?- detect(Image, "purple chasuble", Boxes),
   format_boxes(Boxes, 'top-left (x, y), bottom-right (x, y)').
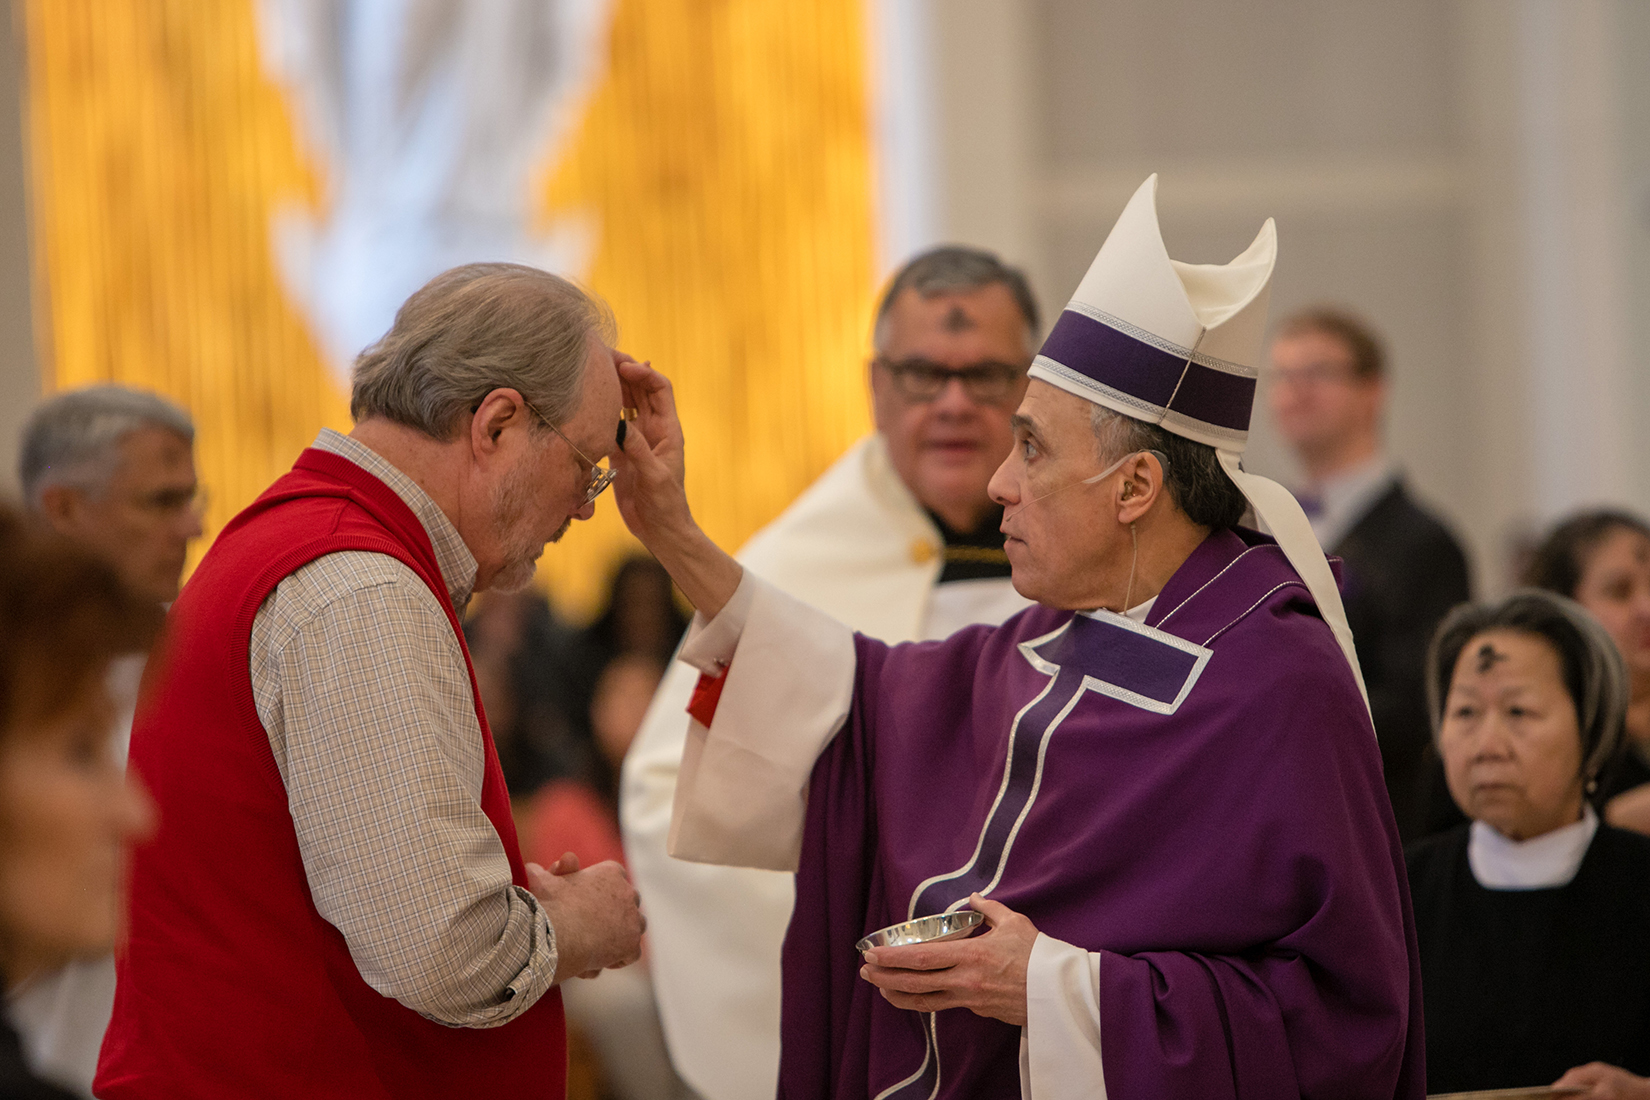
top-left (779, 528), bottom-right (1425, 1100)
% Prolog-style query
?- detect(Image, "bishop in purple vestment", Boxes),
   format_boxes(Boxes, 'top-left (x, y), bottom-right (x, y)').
top-left (608, 175), bottom-right (1425, 1099)
top-left (781, 526), bottom-right (1423, 1099)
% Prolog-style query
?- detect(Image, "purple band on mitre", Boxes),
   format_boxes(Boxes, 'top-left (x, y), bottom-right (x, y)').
top-left (1037, 309), bottom-right (1256, 435)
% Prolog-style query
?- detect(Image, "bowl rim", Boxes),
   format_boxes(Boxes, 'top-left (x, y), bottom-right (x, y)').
top-left (855, 908), bottom-right (985, 954)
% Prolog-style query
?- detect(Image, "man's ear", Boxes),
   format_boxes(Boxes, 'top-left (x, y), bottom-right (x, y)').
top-left (471, 388), bottom-right (530, 459)
top-left (36, 483), bottom-right (85, 535)
top-left (1116, 452), bottom-right (1164, 524)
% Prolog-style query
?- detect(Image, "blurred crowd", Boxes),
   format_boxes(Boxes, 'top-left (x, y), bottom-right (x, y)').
top-left (0, 268), bottom-right (1645, 1098)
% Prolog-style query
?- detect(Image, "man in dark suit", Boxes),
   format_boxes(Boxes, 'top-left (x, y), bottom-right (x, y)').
top-left (1267, 308), bottom-right (1470, 843)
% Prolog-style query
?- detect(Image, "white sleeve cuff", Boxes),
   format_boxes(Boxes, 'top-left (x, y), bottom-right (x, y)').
top-left (678, 569), bottom-right (759, 673)
top-left (1021, 933), bottom-right (1107, 1100)
top-left (667, 573), bottom-right (856, 871)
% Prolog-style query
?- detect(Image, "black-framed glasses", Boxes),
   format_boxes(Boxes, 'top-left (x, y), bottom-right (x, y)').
top-left (875, 356), bottom-right (1028, 405)
top-left (520, 397), bottom-right (618, 506)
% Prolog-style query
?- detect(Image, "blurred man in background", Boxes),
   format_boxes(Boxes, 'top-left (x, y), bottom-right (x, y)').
top-left (11, 385), bottom-right (201, 1097)
top-left (22, 386), bottom-right (202, 608)
top-left (1267, 308), bottom-right (1470, 842)
top-left (622, 246), bottom-right (1036, 1100)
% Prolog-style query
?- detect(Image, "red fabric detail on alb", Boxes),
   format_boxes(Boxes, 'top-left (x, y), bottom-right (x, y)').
top-left (96, 448), bottom-right (566, 1100)
top-left (688, 667), bottom-right (729, 728)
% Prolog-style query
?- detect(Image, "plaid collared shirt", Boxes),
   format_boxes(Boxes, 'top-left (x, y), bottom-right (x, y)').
top-left (248, 429), bottom-right (556, 1027)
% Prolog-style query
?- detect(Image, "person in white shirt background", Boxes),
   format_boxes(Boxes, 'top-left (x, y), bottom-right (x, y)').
top-left (11, 386), bottom-right (203, 1098)
top-left (621, 245), bottom-right (1037, 1100)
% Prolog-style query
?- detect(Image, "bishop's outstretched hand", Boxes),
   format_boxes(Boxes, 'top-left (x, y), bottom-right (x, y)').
top-left (609, 354), bottom-right (688, 545)
top-left (610, 355), bottom-right (743, 619)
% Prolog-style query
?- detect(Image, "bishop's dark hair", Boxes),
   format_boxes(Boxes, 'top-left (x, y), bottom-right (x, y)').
top-left (1089, 406), bottom-right (1249, 531)
top-left (1425, 590), bottom-right (1627, 784)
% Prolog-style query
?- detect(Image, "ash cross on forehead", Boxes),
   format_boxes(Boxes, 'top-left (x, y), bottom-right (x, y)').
top-left (942, 304), bottom-right (975, 333)
top-left (1476, 643), bottom-right (1507, 675)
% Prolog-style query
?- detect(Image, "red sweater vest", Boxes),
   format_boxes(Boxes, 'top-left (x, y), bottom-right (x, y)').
top-left (97, 449), bottom-right (567, 1099)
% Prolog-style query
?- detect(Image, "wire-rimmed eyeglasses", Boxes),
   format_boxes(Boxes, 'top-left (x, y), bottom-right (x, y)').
top-left (520, 397), bottom-right (618, 506)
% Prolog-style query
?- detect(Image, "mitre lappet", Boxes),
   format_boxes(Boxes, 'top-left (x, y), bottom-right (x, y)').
top-left (1031, 173), bottom-right (1369, 704)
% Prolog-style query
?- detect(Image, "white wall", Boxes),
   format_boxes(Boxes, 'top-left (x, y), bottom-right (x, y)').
top-left (897, 0), bottom-right (1650, 592)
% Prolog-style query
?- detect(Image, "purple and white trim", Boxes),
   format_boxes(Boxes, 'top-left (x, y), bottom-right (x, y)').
top-left (872, 612), bottom-right (1212, 1100)
top-left (1030, 303), bottom-right (1257, 451)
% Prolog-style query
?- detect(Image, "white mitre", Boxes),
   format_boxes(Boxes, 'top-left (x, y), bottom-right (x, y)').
top-left (1031, 174), bottom-right (1368, 704)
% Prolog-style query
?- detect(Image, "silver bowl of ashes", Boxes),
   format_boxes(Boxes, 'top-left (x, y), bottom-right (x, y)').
top-left (856, 910), bottom-right (985, 956)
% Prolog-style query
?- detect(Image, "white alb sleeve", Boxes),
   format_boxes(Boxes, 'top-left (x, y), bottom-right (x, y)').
top-left (668, 571), bottom-right (857, 871)
top-left (1020, 933), bottom-right (1108, 1100)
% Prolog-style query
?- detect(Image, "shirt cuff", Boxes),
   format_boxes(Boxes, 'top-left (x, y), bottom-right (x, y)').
top-left (1022, 932), bottom-right (1107, 1100)
top-left (439, 888), bottom-right (558, 1029)
top-left (679, 570), bottom-right (758, 674)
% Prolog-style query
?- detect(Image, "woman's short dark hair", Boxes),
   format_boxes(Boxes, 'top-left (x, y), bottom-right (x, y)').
top-left (1426, 590), bottom-right (1627, 784)
top-left (0, 506), bottom-right (160, 739)
top-left (1522, 509), bottom-right (1650, 598)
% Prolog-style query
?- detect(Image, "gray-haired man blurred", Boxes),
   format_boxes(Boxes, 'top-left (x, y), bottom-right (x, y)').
top-left (11, 385), bottom-right (202, 1096)
top-left (22, 386), bottom-right (203, 607)
top-left (621, 246), bottom-right (1038, 1100)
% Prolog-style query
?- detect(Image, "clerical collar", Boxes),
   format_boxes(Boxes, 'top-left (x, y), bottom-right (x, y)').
top-left (1079, 597), bottom-right (1155, 624)
top-left (927, 507), bottom-right (1012, 583)
top-left (1467, 804), bottom-right (1598, 890)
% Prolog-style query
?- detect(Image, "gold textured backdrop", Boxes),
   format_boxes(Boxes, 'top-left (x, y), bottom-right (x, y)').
top-left (25, 0), bottom-right (876, 621)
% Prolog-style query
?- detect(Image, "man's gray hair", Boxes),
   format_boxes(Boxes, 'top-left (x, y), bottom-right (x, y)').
top-left (872, 246), bottom-right (1039, 354)
top-left (20, 385), bottom-right (195, 509)
top-left (1089, 404), bottom-right (1248, 530)
top-left (351, 262), bottom-right (616, 440)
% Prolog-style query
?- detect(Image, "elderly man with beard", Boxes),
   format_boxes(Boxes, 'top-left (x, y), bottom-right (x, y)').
top-left (98, 264), bottom-right (645, 1100)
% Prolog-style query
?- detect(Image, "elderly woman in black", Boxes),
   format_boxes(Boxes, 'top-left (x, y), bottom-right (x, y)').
top-left (1407, 590), bottom-right (1650, 1097)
